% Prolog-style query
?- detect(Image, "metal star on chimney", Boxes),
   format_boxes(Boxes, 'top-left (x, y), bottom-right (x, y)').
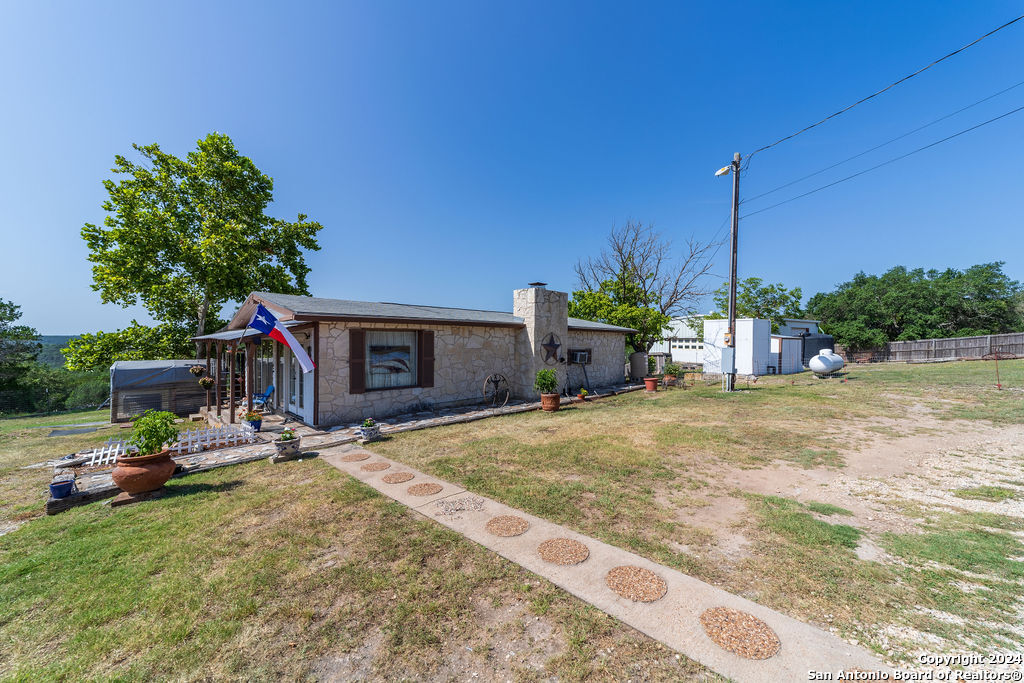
top-left (541, 332), bottom-right (561, 364)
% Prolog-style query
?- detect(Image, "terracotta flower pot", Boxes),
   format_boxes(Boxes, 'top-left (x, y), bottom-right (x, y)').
top-left (644, 377), bottom-right (659, 392)
top-left (111, 450), bottom-right (176, 495)
top-left (540, 393), bottom-right (561, 412)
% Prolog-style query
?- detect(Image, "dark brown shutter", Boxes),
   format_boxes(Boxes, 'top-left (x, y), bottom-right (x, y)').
top-left (349, 329), bottom-right (366, 394)
top-left (418, 330), bottom-right (435, 388)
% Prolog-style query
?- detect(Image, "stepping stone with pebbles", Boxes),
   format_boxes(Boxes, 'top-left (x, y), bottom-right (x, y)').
top-left (339, 452), bottom-right (370, 462)
top-left (485, 515), bottom-right (530, 537)
top-left (537, 538), bottom-right (589, 565)
top-left (699, 607), bottom-right (781, 660)
top-left (382, 472), bottom-right (414, 484)
top-left (605, 565), bottom-right (667, 603)
top-left (407, 482), bottom-right (443, 496)
top-left (360, 462), bottom-right (391, 472)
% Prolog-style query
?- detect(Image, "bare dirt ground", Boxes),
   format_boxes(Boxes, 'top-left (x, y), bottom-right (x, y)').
top-left (685, 409), bottom-right (1024, 558)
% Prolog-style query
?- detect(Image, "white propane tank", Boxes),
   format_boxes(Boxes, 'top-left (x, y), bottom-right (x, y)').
top-left (809, 348), bottom-right (844, 375)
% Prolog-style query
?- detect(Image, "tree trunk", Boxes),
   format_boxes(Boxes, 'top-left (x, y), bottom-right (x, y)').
top-left (195, 296), bottom-right (210, 359)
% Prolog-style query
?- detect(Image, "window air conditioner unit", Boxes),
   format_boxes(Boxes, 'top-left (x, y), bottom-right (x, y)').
top-left (569, 350), bottom-right (591, 365)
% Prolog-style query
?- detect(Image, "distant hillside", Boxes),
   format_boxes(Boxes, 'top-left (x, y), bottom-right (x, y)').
top-left (37, 335), bottom-right (78, 368)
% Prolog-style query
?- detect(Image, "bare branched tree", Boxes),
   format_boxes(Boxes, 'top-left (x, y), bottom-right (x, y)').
top-left (572, 221), bottom-right (720, 351)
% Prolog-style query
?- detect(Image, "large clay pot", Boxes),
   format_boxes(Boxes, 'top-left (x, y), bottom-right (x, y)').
top-left (644, 377), bottom-right (659, 392)
top-left (540, 393), bottom-right (561, 412)
top-left (111, 450), bottom-right (176, 495)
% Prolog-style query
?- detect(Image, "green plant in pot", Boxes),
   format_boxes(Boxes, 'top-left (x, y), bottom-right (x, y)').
top-left (198, 376), bottom-right (214, 390)
top-left (112, 410), bottom-right (179, 496)
top-left (534, 369), bottom-right (560, 412)
top-left (358, 417), bottom-right (381, 443)
top-left (663, 362), bottom-right (681, 384)
top-left (272, 426), bottom-right (302, 461)
top-left (240, 408), bottom-right (262, 432)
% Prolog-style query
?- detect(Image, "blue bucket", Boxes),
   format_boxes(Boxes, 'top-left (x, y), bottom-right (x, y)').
top-left (49, 480), bottom-right (76, 499)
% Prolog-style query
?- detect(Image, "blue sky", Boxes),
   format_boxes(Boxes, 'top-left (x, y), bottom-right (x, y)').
top-left (2, 2), bottom-right (1022, 334)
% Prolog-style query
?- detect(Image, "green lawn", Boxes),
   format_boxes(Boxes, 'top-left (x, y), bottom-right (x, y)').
top-left (0, 414), bottom-right (714, 680)
top-left (0, 408), bottom-right (109, 435)
top-left (1, 361), bottom-right (1022, 676)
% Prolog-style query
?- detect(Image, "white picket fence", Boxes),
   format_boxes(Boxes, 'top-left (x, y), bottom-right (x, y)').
top-left (87, 441), bottom-right (130, 467)
top-left (170, 424), bottom-right (256, 455)
top-left (85, 425), bottom-right (256, 467)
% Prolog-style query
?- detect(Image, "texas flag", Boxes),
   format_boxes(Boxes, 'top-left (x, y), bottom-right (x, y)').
top-left (248, 303), bottom-right (316, 373)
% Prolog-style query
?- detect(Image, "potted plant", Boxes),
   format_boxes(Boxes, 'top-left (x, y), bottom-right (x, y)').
top-left (358, 418), bottom-right (381, 443)
top-left (663, 363), bottom-right (681, 385)
top-left (189, 365), bottom-right (205, 377)
top-left (198, 376), bottom-right (215, 390)
top-left (577, 387), bottom-right (589, 401)
top-left (241, 408), bottom-right (262, 432)
top-left (112, 410), bottom-right (179, 496)
top-left (535, 369), bottom-right (560, 412)
top-left (272, 426), bottom-right (302, 461)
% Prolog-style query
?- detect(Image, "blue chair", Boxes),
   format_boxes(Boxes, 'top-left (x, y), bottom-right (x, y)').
top-left (253, 384), bottom-right (274, 409)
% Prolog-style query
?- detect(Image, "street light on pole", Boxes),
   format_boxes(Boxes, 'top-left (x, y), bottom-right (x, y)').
top-left (715, 152), bottom-right (741, 392)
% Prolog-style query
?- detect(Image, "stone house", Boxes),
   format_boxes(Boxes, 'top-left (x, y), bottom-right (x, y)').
top-left (194, 284), bottom-right (634, 427)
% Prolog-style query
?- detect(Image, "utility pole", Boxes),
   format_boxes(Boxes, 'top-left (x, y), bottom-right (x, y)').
top-left (725, 152), bottom-right (741, 391)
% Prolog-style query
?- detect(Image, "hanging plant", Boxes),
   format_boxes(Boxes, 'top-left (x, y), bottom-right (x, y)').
top-left (198, 376), bottom-right (215, 389)
top-left (189, 365), bottom-right (206, 377)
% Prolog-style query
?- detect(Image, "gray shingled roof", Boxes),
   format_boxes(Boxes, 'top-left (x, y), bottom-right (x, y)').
top-left (251, 292), bottom-right (636, 333)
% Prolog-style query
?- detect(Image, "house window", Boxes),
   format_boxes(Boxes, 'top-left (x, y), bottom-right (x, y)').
top-left (366, 330), bottom-right (418, 390)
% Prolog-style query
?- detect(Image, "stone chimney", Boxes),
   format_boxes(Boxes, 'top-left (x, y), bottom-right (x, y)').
top-left (513, 283), bottom-right (568, 398)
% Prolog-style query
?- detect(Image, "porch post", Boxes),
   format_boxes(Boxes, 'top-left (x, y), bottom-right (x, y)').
top-left (228, 342), bottom-right (237, 423)
top-left (246, 341), bottom-right (255, 413)
top-left (215, 341), bottom-right (223, 417)
top-left (312, 323), bottom-right (320, 427)
top-left (272, 341), bottom-right (280, 411)
top-left (205, 341), bottom-right (212, 411)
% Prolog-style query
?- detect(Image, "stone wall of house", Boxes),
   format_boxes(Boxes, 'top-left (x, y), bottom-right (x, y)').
top-left (317, 321), bottom-right (520, 426)
top-left (565, 329), bottom-right (627, 391)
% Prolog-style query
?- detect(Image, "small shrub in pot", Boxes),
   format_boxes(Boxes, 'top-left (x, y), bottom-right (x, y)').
top-left (112, 410), bottom-right (179, 495)
top-left (534, 369), bottom-right (560, 412)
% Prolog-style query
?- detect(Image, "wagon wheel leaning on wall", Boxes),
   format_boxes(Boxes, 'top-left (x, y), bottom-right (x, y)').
top-left (482, 373), bottom-right (510, 408)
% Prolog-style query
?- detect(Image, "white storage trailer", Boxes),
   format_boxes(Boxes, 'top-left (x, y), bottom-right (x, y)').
top-left (702, 319), bottom-right (804, 376)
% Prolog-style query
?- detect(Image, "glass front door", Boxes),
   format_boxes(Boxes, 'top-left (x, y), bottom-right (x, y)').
top-left (284, 341), bottom-right (314, 424)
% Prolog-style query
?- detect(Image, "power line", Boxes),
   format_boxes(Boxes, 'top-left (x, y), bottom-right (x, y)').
top-left (705, 212), bottom-right (732, 267)
top-left (745, 14), bottom-right (1024, 161)
top-left (740, 103), bottom-right (1024, 219)
top-left (742, 78), bottom-right (1024, 205)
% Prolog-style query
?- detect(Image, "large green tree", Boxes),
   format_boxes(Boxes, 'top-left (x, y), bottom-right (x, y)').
top-left (62, 322), bottom-right (195, 371)
top-left (570, 221), bottom-right (717, 352)
top-left (706, 277), bottom-right (803, 333)
top-left (82, 132), bottom-right (323, 339)
top-left (806, 263), bottom-right (1023, 350)
top-left (0, 299), bottom-right (41, 413)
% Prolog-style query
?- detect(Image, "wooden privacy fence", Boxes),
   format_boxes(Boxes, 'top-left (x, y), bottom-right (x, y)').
top-left (839, 331), bottom-right (1024, 363)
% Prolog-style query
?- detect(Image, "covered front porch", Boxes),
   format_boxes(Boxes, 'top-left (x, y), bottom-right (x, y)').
top-left (193, 321), bottom-right (320, 427)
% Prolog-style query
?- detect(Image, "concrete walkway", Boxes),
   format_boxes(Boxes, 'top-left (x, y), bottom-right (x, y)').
top-left (321, 444), bottom-right (889, 682)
